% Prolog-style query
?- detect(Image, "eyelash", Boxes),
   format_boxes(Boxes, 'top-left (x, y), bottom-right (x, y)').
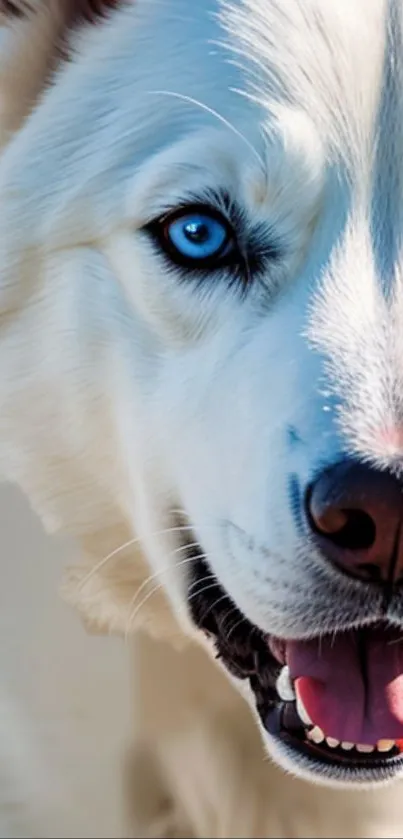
top-left (144, 195), bottom-right (281, 292)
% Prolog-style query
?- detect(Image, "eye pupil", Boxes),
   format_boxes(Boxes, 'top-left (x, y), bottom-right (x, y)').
top-left (184, 220), bottom-right (210, 244)
top-left (158, 207), bottom-right (235, 267)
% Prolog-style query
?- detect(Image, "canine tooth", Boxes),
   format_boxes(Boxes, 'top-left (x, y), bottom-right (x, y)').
top-left (296, 693), bottom-right (313, 726)
top-left (276, 666), bottom-right (295, 702)
top-left (377, 740), bottom-right (395, 752)
top-left (326, 737), bottom-right (340, 748)
top-left (341, 742), bottom-right (354, 751)
top-left (356, 744), bottom-right (374, 753)
top-left (308, 726), bottom-right (325, 744)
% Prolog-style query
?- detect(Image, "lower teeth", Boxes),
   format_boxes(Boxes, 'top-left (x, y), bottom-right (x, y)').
top-left (308, 726), bottom-right (324, 744)
top-left (305, 726), bottom-right (396, 754)
top-left (276, 669), bottom-right (398, 756)
top-left (279, 690), bottom-right (397, 755)
top-left (377, 740), bottom-right (395, 752)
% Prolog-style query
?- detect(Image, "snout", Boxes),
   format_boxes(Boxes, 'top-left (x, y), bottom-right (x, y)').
top-left (306, 459), bottom-right (403, 585)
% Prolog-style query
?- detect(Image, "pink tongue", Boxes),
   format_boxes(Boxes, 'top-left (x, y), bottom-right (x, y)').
top-left (286, 628), bottom-right (403, 744)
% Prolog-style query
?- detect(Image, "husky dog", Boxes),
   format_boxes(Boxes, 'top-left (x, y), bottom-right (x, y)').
top-left (2, 0), bottom-right (403, 835)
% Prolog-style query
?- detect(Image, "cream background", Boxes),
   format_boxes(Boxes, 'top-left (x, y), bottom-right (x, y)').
top-left (0, 484), bottom-right (132, 838)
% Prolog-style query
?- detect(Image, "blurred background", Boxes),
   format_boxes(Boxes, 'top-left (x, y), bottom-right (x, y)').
top-left (0, 484), bottom-right (132, 838)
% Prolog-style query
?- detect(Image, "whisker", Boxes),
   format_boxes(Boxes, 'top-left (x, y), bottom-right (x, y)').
top-left (220, 608), bottom-right (245, 642)
top-left (187, 581), bottom-right (222, 607)
top-left (125, 577), bottom-right (221, 638)
top-left (76, 524), bottom-right (203, 592)
top-left (169, 507), bottom-right (190, 518)
top-left (194, 591), bottom-right (231, 627)
top-left (188, 572), bottom-right (216, 593)
top-left (77, 536), bottom-right (144, 592)
top-left (123, 559), bottom-right (199, 641)
top-left (124, 549), bottom-right (211, 640)
top-left (147, 89), bottom-right (265, 170)
top-left (124, 542), bottom-right (202, 622)
top-left (224, 614), bottom-right (256, 646)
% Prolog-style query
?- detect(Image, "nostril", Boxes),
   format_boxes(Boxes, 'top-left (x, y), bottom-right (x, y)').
top-left (324, 509), bottom-right (376, 550)
top-left (305, 459), bottom-right (403, 583)
top-left (307, 491), bottom-right (377, 551)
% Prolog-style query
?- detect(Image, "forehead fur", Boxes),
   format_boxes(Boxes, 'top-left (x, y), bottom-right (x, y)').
top-left (1, 0), bottom-right (402, 250)
top-left (6, 0), bottom-right (400, 187)
top-left (222, 0), bottom-right (399, 176)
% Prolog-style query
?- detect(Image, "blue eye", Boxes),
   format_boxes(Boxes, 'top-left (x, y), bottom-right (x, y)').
top-left (157, 207), bottom-right (236, 267)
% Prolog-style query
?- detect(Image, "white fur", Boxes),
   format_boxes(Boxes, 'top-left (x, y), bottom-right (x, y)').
top-left (2, 0), bottom-right (403, 833)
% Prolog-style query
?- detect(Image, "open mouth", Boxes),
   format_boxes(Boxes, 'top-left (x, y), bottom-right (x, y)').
top-left (187, 548), bottom-right (403, 782)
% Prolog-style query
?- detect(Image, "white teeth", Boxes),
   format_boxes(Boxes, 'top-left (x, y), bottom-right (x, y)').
top-left (296, 693), bottom-right (313, 726)
top-left (377, 740), bottom-right (395, 752)
top-left (275, 671), bottom-right (397, 758)
top-left (308, 726), bottom-right (325, 744)
top-left (276, 666), bottom-right (295, 702)
top-left (307, 735), bottom-right (395, 753)
top-left (304, 725), bottom-right (395, 754)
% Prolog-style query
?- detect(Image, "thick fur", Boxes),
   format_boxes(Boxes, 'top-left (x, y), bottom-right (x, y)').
top-left (2, 0), bottom-right (403, 835)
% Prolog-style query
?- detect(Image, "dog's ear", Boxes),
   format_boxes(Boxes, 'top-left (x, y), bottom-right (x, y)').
top-left (0, 1), bottom-right (34, 17)
top-left (0, 0), bottom-right (120, 24)
top-left (0, 0), bottom-right (122, 148)
top-left (66, 0), bottom-right (122, 25)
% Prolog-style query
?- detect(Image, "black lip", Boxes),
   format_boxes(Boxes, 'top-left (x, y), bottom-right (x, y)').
top-left (187, 545), bottom-right (403, 780)
top-left (187, 544), bottom-right (280, 705)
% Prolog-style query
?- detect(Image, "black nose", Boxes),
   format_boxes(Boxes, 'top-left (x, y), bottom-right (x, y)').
top-left (306, 460), bottom-right (403, 584)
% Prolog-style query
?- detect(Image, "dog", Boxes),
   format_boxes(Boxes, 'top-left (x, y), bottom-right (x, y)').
top-left (3, 0), bottom-right (403, 834)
